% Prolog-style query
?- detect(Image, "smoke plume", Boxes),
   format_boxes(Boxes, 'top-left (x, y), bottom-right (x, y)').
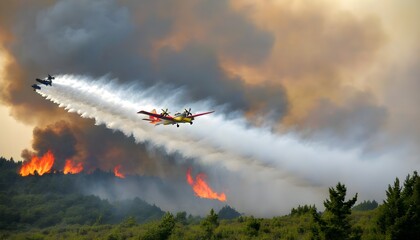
top-left (34, 74), bottom-right (412, 216)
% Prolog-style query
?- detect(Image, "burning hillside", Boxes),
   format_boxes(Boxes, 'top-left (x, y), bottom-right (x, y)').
top-left (187, 168), bottom-right (227, 202)
top-left (114, 164), bottom-right (125, 178)
top-left (19, 150), bottom-right (125, 178)
top-left (19, 150), bottom-right (55, 176)
top-left (63, 159), bottom-right (83, 174)
top-left (17, 148), bottom-right (228, 211)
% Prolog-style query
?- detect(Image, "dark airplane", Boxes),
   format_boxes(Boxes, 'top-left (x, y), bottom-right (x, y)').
top-left (36, 78), bottom-right (51, 86)
top-left (31, 84), bottom-right (41, 91)
top-left (35, 74), bottom-right (54, 86)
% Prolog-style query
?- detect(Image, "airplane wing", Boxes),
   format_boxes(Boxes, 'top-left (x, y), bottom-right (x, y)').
top-left (137, 110), bottom-right (174, 120)
top-left (189, 111), bottom-right (215, 118)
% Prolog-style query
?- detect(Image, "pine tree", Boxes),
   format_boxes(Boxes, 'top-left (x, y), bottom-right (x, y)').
top-left (201, 209), bottom-right (219, 239)
top-left (291, 204), bottom-right (316, 216)
top-left (143, 212), bottom-right (175, 240)
top-left (313, 182), bottom-right (360, 240)
top-left (218, 205), bottom-right (241, 219)
top-left (378, 171), bottom-right (420, 239)
top-left (352, 200), bottom-right (378, 211)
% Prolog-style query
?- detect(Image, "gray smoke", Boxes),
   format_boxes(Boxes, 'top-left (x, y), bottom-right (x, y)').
top-left (35, 74), bottom-right (413, 216)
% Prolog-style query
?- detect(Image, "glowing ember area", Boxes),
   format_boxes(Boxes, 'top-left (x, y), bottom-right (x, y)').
top-left (63, 159), bottom-right (83, 174)
top-left (19, 151), bottom-right (55, 176)
top-left (186, 168), bottom-right (227, 202)
top-left (114, 165), bottom-right (125, 178)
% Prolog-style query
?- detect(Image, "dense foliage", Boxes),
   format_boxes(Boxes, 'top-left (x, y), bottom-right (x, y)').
top-left (352, 200), bottom-right (378, 211)
top-left (290, 204), bottom-right (316, 216)
top-left (0, 157), bottom-right (164, 230)
top-left (377, 171), bottom-right (420, 239)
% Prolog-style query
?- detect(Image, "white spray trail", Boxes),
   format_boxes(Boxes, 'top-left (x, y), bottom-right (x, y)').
top-left (37, 74), bottom-right (405, 213)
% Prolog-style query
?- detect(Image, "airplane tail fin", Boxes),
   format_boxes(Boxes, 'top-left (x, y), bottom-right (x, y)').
top-left (144, 109), bottom-right (161, 124)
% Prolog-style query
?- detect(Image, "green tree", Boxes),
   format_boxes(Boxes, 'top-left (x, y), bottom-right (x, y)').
top-left (378, 171), bottom-right (420, 239)
top-left (291, 204), bottom-right (316, 216)
top-left (201, 209), bottom-right (219, 239)
top-left (352, 200), bottom-right (378, 211)
top-left (218, 205), bottom-right (241, 220)
top-left (175, 211), bottom-right (187, 225)
top-left (143, 212), bottom-right (175, 240)
top-left (245, 216), bottom-right (260, 237)
top-left (313, 182), bottom-right (360, 240)
top-left (158, 213), bottom-right (176, 239)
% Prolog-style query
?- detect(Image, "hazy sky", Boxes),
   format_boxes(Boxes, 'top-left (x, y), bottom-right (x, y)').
top-left (0, 105), bottom-right (32, 159)
top-left (0, 50), bottom-right (33, 159)
top-left (0, 0), bottom-right (419, 216)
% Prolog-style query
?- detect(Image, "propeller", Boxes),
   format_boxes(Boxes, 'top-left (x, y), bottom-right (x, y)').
top-left (160, 108), bottom-right (170, 117)
top-left (184, 108), bottom-right (192, 116)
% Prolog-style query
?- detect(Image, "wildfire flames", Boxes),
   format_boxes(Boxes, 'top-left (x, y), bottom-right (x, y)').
top-left (63, 159), bottom-right (83, 174)
top-left (114, 165), bottom-right (125, 178)
top-left (186, 168), bottom-right (227, 202)
top-left (19, 150), bottom-right (55, 176)
top-left (19, 150), bottom-right (126, 178)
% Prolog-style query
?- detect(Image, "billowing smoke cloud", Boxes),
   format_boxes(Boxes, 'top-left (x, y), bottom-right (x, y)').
top-left (0, 0), bottom-right (419, 216)
top-left (34, 74), bottom-right (413, 216)
top-left (22, 121), bottom-right (78, 170)
top-left (300, 92), bottom-right (388, 149)
top-left (3, 0), bottom-right (282, 118)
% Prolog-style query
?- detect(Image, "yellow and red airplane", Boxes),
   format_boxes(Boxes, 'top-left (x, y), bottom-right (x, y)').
top-left (138, 108), bottom-right (214, 127)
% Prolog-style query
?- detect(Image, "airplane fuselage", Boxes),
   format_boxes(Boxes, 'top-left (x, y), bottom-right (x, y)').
top-left (160, 114), bottom-right (193, 126)
top-left (36, 79), bottom-right (52, 86)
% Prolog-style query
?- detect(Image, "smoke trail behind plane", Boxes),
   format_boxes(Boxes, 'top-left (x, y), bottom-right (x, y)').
top-left (36, 74), bottom-right (404, 215)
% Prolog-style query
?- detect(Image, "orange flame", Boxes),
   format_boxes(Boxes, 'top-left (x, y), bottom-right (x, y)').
top-left (114, 165), bottom-right (125, 178)
top-left (186, 168), bottom-right (226, 202)
top-left (63, 159), bottom-right (83, 174)
top-left (19, 150), bottom-right (55, 176)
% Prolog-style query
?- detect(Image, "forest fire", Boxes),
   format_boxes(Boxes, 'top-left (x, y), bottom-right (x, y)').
top-left (18, 150), bottom-right (128, 179)
top-left (19, 150), bottom-right (55, 176)
top-left (63, 159), bottom-right (83, 174)
top-left (114, 165), bottom-right (125, 178)
top-left (186, 168), bottom-right (227, 202)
